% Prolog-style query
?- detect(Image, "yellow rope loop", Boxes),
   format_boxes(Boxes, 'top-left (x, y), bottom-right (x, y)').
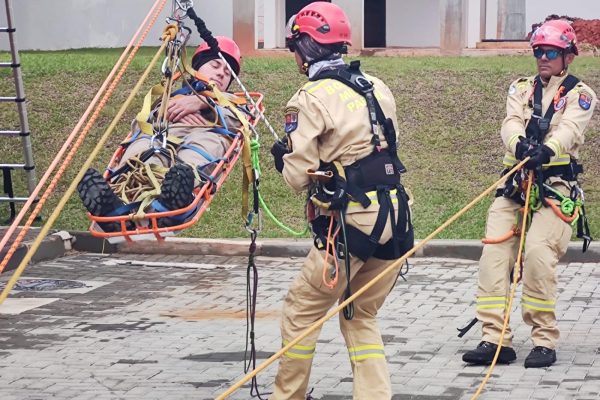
top-left (110, 157), bottom-right (170, 206)
top-left (161, 23), bottom-right (179, 41)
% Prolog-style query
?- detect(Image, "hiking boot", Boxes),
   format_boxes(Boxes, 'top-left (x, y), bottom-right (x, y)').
top-left (77, 168), bottom-right (127, 232)
top-left (156, 164), bottom-right (195, 228)
top-left (524, 346), bottom-right (556, 368)
top-left (462, 341), bottom-right (517, 365)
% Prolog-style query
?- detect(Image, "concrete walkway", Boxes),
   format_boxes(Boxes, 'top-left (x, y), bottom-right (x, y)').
top-left (1, 252), bottom-right (600, 399)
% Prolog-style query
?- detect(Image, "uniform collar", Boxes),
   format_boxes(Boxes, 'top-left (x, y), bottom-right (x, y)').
top-left (307, 58), bottom-right (346, 79)
top-left (543, 73), bottom-right (568, 89)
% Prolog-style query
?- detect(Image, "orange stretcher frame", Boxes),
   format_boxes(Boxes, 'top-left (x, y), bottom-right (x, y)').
top-left (86, 91), bottom-right (264, 243)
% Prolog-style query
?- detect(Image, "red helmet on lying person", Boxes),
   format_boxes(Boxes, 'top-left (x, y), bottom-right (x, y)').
top-left (192, 36), bottom-right (241, 74)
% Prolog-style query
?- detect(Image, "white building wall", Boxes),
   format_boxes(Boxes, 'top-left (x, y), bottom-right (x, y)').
top-left (387, 0), bottom-right (440, 47)
top-left (3, 0), bottom-right (600, 51)
top-left (0, 0), bottom-right (233, 51)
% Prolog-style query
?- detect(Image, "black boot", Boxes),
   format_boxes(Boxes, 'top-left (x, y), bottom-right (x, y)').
top-left (77, 168), bottom-right (127, 232)
top-left (524, 346), bottom-right (556, 368)
top-left (156, 164), bottom-right (195, 227)
top-left (462, 341), bottom-right (516, 365)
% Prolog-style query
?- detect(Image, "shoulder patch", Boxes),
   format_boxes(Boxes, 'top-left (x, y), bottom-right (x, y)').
top-left (579, 92), bottom-right (592, 110)
top-left (284, 106), bottom-right (299, 134)
top-left (510, 77), bottom-right (532, 94)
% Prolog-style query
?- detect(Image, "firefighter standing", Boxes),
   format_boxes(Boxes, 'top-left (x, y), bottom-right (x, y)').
top-left (462, 19), bottom-right (597, 368)
top-left (269, 2), bottom-right (413, 399)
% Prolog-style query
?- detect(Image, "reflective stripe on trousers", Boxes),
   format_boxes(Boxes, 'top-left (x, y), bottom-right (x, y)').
top-left (348, 344), bottom-right (385, 361)
top-left (522, 294), bottom-right (555, 312)
top-left (283, 340), bottom-right (316, 360)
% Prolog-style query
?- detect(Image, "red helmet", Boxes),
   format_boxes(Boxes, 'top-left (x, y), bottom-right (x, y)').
top-left (192, 36), bottom-right (241, 74)
top-left (530, 19), bottom-right (578, 55)
top-left (287, 2), bottom-right (352, 46)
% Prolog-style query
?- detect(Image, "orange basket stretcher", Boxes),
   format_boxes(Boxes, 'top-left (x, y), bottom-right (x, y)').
top-left (86, 91), bottom-right (264, 243)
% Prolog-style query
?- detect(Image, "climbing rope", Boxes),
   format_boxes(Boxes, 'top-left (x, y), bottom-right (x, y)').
top-left (0, 34), bottom-right (172, 305)
top-left (244, 230), bottom-right (270, 400)
top-left (0, 0), bottom-right (169, 273)
top-left (249, 138), bottom-right (309, 237)
top-left (214, 158), bottom-right (530, 400)
top-left (470, 170), bottom-right (534, 400)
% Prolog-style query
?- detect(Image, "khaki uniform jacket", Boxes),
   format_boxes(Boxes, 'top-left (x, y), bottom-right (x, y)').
top-left (501, 74), bottom-right (597, 166)
top-left (119, 95), bottom-right (243, 169)
top-left (282, 72), bottom-right (399, 194)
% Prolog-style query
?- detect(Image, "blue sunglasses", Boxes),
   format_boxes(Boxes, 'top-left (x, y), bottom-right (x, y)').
top-left (533, 47), bottom-right (563, 60)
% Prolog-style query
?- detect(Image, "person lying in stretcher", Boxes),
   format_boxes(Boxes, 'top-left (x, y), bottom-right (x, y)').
top-left (77, 36), bottom-right (246, 231)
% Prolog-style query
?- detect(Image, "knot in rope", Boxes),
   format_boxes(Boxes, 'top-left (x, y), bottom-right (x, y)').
top-left (560, 197), bottom-right (576, 215)
top-left (529, 184), bottom-right (542, 211)
top-left (161, 23), bottom-right (179, 41)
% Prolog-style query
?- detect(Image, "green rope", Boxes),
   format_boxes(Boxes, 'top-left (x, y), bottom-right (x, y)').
top-left (250, 139), bottom-right (261, 177)
top-left (529, 184), bottom-right (542, 211)
top-left (528, 181), bottom-right (582, 226)
top-left (259, 192), bottom-right (309, 236)
top-left (249, 138), bottom-right (309, 237)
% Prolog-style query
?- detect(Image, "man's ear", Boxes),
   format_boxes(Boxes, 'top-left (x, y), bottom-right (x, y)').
top-left (565, 53), bottom-right (576, 66)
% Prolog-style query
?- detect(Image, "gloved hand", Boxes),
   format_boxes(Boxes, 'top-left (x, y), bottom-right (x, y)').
top-left (525, 144), bottom-right (555, 170)
top-left (515, 136), bottom-right (536, 160)
top-left (270, 138), bottom-right (290, 173)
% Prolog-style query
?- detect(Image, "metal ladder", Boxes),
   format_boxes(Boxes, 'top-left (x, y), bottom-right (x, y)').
top-left (0, 0), bottom-right (37, 222)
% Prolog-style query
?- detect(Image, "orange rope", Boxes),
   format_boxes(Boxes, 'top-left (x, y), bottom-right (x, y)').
top-left (547, 199), bottom-right (579, 223)
top-left (322, 214), bottom-right (340, 289)
top-left (481, 225), bottom-right (518, 244)
top-left (0, 0), bottom-right (168, 273)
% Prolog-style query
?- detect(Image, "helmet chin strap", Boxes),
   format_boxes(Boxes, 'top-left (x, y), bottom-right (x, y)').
top-left (558, 52), bottom-right (570, 77)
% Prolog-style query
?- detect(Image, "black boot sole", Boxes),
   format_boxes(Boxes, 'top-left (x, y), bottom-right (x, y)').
top-left (463, 349), bottom-right (516, 365)
top-left (77, 168), bottom-right (130, 233)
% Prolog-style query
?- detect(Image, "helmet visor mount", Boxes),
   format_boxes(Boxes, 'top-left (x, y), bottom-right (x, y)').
top-left (285, 14), bottom-right (299, 52)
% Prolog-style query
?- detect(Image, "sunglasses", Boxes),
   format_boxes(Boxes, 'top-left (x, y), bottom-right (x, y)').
top-left (533, 47), bottom-right (563, 60)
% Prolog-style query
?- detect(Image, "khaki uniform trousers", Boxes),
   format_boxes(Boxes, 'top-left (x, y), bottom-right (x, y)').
top-left (476, 191), bottom-right (572, 350)
top-left (119, 124), bottom-right (231, 174)
top-left (271, 211), bottom-right (401, 400)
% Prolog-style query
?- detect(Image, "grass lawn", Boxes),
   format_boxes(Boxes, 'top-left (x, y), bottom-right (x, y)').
top-left (0, 49), bottom-right (599, 241)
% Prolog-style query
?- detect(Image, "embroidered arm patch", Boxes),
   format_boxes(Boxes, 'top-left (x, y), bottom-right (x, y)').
top-left (284, 106), bottom-right (299, 133)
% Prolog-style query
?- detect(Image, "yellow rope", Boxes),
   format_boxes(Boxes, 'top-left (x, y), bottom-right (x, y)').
top-left (470, 170), bottom-right (534, 399)
top-left (214, 158), bottom-right (530, 400)
top-left (0, 42), bottom-right (168, 306)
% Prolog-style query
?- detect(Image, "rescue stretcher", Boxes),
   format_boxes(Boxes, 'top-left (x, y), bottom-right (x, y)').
top-left (86, 91), bottom-right (264, 244)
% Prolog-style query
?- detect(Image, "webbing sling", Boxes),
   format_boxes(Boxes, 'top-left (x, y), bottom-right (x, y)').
top-left (526, 74), bottom-right (591, 251)
top-left (526, 75), bottom-right (580, 208)
top-left (525, 74), bottom-right (580, 144)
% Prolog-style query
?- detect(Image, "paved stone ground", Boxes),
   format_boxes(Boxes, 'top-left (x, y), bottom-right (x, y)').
top-left (1, 252), bottom-right (600, 400)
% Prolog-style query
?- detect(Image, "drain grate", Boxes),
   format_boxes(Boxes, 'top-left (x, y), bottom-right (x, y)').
top-left (7, 279), bottom-right (88, 291)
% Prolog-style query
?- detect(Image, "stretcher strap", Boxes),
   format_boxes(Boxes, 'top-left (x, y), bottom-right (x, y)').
top-left (211, 86), bottom-right (254, 219)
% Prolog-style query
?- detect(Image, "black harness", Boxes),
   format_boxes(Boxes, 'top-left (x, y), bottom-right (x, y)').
top-left (526, 74), bottom-right (583, 181)
top-left (501, 74), bottom-right (592, 252)
top-left (309, 61), bottom-right (414, 262)
top-left (529, 74), bottom-right (591, 251)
